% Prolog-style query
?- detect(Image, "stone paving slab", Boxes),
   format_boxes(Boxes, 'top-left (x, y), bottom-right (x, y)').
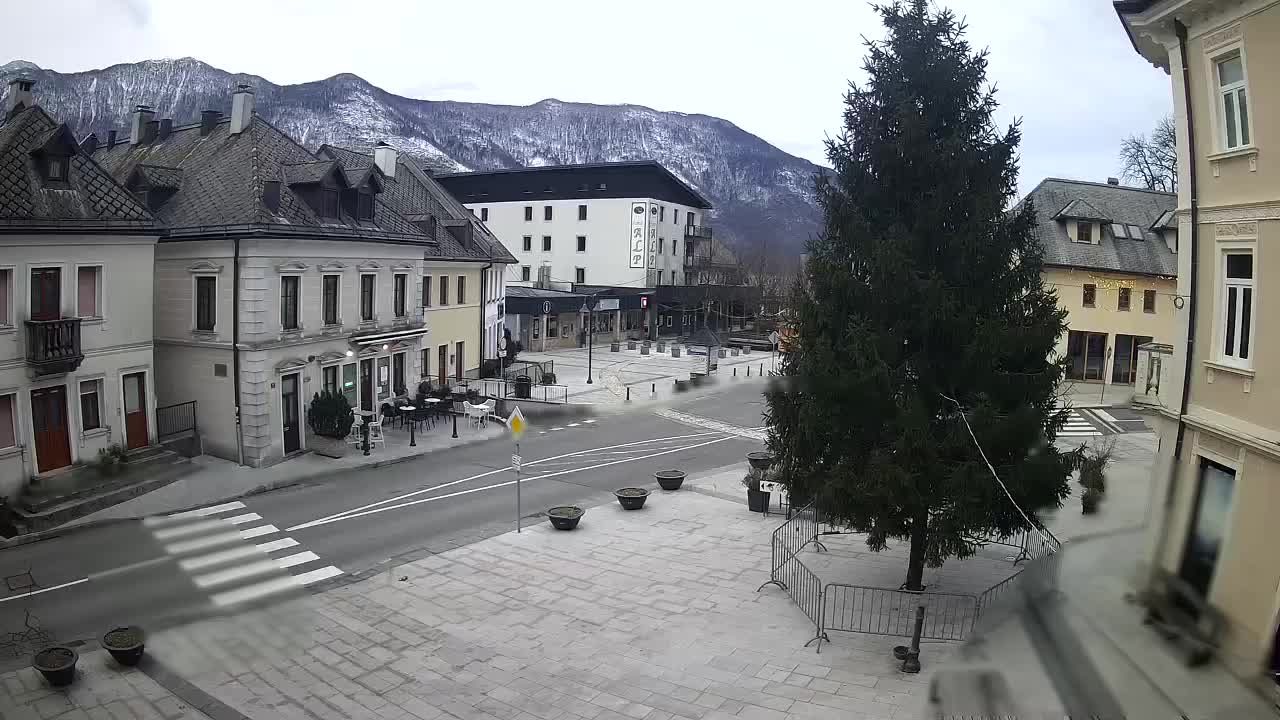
top-left (0, 649), bottom-right (212, 720)
top-left (108, 491), bottom-right (945, 720)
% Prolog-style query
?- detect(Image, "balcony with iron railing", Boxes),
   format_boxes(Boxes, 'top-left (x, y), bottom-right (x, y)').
top-left (683, 224), bottom-right (713, 240)
top-left (25, 317), bottom-right (84, 376)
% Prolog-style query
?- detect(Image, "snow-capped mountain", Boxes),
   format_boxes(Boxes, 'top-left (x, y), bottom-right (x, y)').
top-left (1, 57), bottom-right (822, 257)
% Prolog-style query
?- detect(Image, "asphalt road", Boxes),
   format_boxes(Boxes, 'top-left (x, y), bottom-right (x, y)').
top-left (0, 381), bottom-right (768, 664)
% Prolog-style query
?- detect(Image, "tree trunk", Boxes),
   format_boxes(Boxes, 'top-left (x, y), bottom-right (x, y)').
top-left (904, 508), bottom-right (929, 591)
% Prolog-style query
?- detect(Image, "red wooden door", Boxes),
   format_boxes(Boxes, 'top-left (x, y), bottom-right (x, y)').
top-left (123, 372), bottom-right (149, 450)
top-left (31, 386), bottom-right (72, 472)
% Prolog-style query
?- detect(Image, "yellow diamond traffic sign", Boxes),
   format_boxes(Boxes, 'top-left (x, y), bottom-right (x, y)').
top-left (507, 406), bottom-right (528, 437)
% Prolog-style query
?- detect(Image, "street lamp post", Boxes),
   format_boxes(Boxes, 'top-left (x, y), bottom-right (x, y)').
top-left (581, 296), bottom-right (597, 385)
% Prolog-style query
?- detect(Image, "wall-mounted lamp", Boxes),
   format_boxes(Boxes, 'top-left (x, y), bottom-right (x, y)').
top-left (345, 349), bottom-right (354, 357)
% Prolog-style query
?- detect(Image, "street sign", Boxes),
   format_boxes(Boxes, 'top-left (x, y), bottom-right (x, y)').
top-left (498, 349), bottom-right (507, 358)
top-left (595, 298), bottom-right (619, 311)
top-left (499, 336), bottom-right (508, 351)
top-left (507, 405), bottom-right (527, 436)
top-left (543, 300), bottom-right (552, 314)
top-left (759, 480), bottom-right (784, 494)
top-left (512, 454), bottom-right (522, 471)
top-left (768, 331), bottom-right (780, 345)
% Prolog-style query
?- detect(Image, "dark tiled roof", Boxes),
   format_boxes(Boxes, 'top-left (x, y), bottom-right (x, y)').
top-left (1053, 198), bottom-right (1109, 221)
top-left (133, 164), bottom-right (183, 189)
top-left (437, 160), bottom-right (713, 209)
top-left (1017, 178), bottom-right (1177, 277)
top-left (506, 286), bottom-right (582, 298)
top-left (0, 106), bottom-right (153, 231)
top-left (318, 144), bottom-right (517, 264)
top-left (91, 116), bottom-right (426, 242)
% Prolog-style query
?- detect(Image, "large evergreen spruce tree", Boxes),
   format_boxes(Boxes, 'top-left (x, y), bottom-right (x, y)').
top-left (765, 0), bottom-right (1074, 591)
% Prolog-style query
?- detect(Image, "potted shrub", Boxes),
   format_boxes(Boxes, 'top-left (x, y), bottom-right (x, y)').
top-left (96, 447), bottom-right (123, 477)
top-left (101, 626), bottom-right (145, 666)
top-left (1081, 487), bottom-right (1102, 515)
top-left (33, 646), bottom-right (77, 686)
top-left (307, 391), bottom-right (355, 458)
top-left (547, 506), bottom-right (584, 530)
top-left (1078, 444), bottom-right (1112, 494)
top-left (614, 488), bottom-right (649, 510)
top-left (655, 470), bottom-right (685, 491)
top-left (746, 451), bottom-right (775, 471)
top-left (541, 372), bottom-right (558, 385)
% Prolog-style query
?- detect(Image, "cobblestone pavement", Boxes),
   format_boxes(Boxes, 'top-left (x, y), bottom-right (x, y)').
top-left (47, 491), bottom-right (944, 720)
top-left (0, 649), bottom-right (210, 720)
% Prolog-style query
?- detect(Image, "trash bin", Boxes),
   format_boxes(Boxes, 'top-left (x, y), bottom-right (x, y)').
top-left (514, 375), bottom-right (532, 399)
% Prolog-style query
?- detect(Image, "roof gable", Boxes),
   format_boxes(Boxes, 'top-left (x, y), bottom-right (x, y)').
top-left (1053, 198), bottom-right (1109, 222)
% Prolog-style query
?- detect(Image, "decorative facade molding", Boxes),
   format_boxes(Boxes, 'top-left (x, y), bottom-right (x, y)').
top-left (274, 356), bottom-right (309, 373)
top-left (315, 351), bottom-right (347, 364)
top-left (275, 261), bottom-right (309, 274)
top-left (1180, 203), bottom-right (1280, 223)
top-left (318, 261), bottom-right (348, 273)
top-left (1214, 221), bottom-right (1259, 240)
top-left (187, 260), bottom-right (224, 274)
top-left (391, 262), bottom-right (416, 272)
top-left (357, 261), bottom-right (382, 272)
top-left (1202, 23), bottom-right (1242, 52)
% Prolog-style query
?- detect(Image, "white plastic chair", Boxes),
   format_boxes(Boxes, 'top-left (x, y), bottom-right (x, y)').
top-left (481, 399), bottom-right (497, 426)
top-left (365, 418), bottom-right (386, 449)
top-left (465, 403), bottom-right (486, 429)
top-left (346, 418), bottom-right (363, 445)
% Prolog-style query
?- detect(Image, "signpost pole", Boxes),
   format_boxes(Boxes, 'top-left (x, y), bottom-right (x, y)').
top-left (587, 302), bottom-right (594, 385)
top-left (507, 406), bottom-right (527, 534)
top-left (515, 441), bottom-right (521, 533)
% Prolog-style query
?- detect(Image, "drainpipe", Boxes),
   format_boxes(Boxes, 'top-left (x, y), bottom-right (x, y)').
top-left (478, 256), bottom-right (493, 378)
top-left (233, 236), bottom-right (244, 466)
top-left (1155, 19), bottom-right (1200, 575)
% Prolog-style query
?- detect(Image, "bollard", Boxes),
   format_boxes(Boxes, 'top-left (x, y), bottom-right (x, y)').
top-left (626, 386), bottom-right (631, 402)
top-left (893, 605), bottom-right (926, 673)
top-left (362, 420), bottom-right (370, 456)
top-left (747, 365), bottom-right (751, 377)
top-left (760, 363), bottom-right (764, 375)
top-left (651, 383), bottom-right (655, 394)
top-left (733, 367), bottom-right (737, 377)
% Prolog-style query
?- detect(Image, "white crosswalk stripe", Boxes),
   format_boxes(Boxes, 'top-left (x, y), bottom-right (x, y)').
top-left (145, 502), bottom-right (344, 608)
top-left (1059, 410), bottom-right (1103, 438)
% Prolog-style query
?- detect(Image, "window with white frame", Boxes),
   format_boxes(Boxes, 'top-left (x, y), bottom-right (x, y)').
top-left (0, 393), bottom-right (15, 449)
top-left (195, 275), bottom-right (216, 332)
top-left (79, 379), bottom-right (102, 432)
top-left (1216, 52), bottom-right (1250, 150)
top-left (280, 275), bottom-right (300, 330)
top-left (0, 268), bottom-right (11, 326)
top-left (1221, 251), bottom-right (1254, 366)
top-left (393, 273), bottom-right (408, 317)
top-left (77, 265), bottom-right (102, 318)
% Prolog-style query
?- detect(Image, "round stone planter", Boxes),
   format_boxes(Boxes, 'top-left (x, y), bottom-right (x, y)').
top-left (655, 470), bottom-right (686, 491)
top-left (614, 488), bottom-right (650, 510)
top-left (746, 451), bottom-right (775, 471)
top-left (547, 506), bottom-right (584, 530)
top-left (101, 626), bottom-right (145, 667)
top-left (33, 646), bottom-right (77, 687)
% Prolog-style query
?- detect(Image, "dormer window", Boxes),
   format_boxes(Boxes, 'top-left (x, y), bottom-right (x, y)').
top-left (1076, 222), bottom-right (1093, 244)
top-left (322, 189), bottom-right (339, 218)
top-left (357, 191), bottom-right (374, 220)
top-left (46, 156), bottom-right (67, 182)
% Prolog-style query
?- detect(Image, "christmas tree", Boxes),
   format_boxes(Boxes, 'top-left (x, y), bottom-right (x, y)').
top-left (766, 0), bottom-right (1074, 591)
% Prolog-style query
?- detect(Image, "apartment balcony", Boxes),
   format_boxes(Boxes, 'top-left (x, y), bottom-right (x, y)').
top-left (683, 225), bottom-right (713, 240)
top-left (25, 318), bottom-right (84, 376)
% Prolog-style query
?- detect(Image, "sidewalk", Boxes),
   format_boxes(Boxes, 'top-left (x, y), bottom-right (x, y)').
top-left (518, 342), bottom-right (777, 408)
top-left (8, 476), bottom-right (946, 720)
top-left (63, 420), bottom-right (503, 529)
top-left (1060, 379), bottom-right (1134, 409)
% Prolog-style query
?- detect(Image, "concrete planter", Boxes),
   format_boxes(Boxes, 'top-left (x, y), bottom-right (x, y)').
top-left (627, 341), bottom-right (637, 350)
top-left (718, 348), bottom-right (727, 358)
top-left (655, 470), bottom-right (686, 491)
top-left (743, 347), bottom-right (753, 355)
top-left (640, 346), bottom-right (650, 355)
top-left (657, 341), bottom-right (667, 352)
top-left (731, 348), bottom-right (740, 356)
top-left (610, 342), bottom-right (620, 352)
top-left (671, 347), bottom-right (681, 358)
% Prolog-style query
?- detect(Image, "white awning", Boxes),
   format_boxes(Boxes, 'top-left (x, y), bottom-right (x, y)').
top-left (351, 326), bottom-right (431, 346)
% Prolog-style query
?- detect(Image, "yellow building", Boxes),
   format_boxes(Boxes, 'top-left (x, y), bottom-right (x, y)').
top-left (1019, 178), bottom-right (1178, 385)
top-left (1119, 0), bottom-right (1280, 692)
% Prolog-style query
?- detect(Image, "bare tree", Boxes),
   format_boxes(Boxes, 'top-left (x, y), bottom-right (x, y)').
top-left (1119, 115), bottom-right (1177, 193)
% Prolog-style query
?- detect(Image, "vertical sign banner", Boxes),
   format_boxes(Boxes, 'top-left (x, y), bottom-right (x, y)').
top-left (630, 202), bottom-right (647, 269)
top-left (648, 203), bottom-right (659, 268)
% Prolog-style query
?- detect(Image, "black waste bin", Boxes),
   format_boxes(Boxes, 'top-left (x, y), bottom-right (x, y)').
top-left (514, 375), bottom-right (532, 399)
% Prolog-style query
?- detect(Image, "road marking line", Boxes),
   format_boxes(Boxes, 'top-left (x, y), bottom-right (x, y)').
top-left (551, 427), bottom-right (564, 431)
top-left (194, 560), bottom-right (281, 589)
top-left (180, 546), bottom-right (262, 572)
top-left (286, 430), bottom-right (723, 531)
top-left (164, 531), bottom-right (243, 555)
top-left (1095, 409), bottom-right (1119, 424)
top-left (294, 566), bottom-right (344, 585)
top-left (223, 513), bottom-right (263, 526)
top-left (567, 423), bottom-right (580, 427)
top-left (274, 551), bottom-right (320, 569)
top-left (210, 576), bottom-right (303, 607)
top-left (290, 435), bottom-right (738, 531)
top-left (583, 419), bottom-right (596, 424)
top-left (256, 538), bottom-right (299, 553)
top-left (0, 577), bottom-right (88, 603)
top-left (144, 501), bottom-right (246, 526)
top-left (152, 519), bottom-right (227, 541)
top-left (239, 525), bottom-right (279, 540)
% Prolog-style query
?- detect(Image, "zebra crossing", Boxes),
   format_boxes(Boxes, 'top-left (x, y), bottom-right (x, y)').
top-left (143, 501), bottom-right (342, 608)
top-left (537, 418), bottom-right (598, 434)
top-left (1059, 409), bottom-right (1103, 438)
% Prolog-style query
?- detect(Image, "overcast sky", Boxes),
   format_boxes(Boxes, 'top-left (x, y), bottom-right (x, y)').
top-left (9, 0), bottom-right (1171, 197)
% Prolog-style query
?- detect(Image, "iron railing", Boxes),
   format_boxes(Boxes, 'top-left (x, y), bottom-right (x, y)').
top-left (821, 585), bottom-right (978, 641)
top-left (684, 224), bottom-right (713, 240)
top-left (156, 401), bottom-right (197, 439)
top-left (473, 377), bottom-right (569, 404)
top-left (758, 503), bottom-right (828, 648)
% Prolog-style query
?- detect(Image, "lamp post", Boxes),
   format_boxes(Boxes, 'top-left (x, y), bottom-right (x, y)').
top-left (581, 299), bottom-right (595, 385)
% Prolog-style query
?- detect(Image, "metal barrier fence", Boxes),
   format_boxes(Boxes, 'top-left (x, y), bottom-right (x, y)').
top-left (822, 584), bottom-right (978, 641)
top-left (156, 401), bottom-right (197, 439)
top-left (760, 503), bottom-right (1062, 653)
top-left (474, 378), bottom-right (569, 404)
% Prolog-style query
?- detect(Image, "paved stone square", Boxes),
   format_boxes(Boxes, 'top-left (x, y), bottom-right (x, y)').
top-left (0, 648), bottom-right (208, 720)
top-left (121, 491), bottom-right (944, 720)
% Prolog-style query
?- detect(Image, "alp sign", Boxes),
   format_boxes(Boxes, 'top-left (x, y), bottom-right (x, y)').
top-left (630, 202), bottom-right (647, 269)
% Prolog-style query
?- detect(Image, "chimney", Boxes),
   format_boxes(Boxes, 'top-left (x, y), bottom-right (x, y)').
top-left (158, 118), bottom-right (173, 140)
top-left (143, 119), bottom-right (159, 144)
top-left (229, 84), bottom-right (254, 135)
top-left (130, 104), bottom-right (155, 145)
top-left (107, 130), bottom-right (118, 147)
top-left (200, 110), bottom-right (220, 136)
top-left (5, 78), bottom-right (34, 117)
top-left (1107, 177), bottom-right (1120, 186)
top-left (374, 141), bottom-right (398, 178)
top-left (80, 133), bottom-right (99, 154)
